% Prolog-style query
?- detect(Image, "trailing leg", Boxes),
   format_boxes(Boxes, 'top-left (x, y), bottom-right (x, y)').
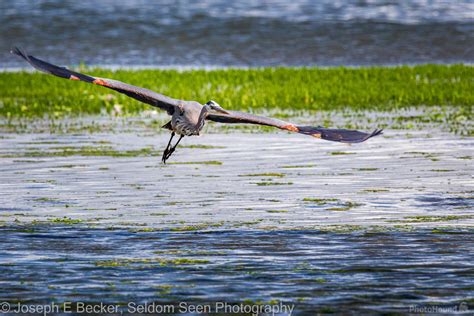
top-left (164, 135), bottom-right (184, 162)
top-left (162, 132), bottom-right (175, 163)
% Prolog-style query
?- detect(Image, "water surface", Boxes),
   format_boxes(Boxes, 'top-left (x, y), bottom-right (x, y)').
top-left (0, 114), bottom-right (473, 314)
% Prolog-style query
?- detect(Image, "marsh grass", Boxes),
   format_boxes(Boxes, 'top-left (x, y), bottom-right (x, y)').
top-left (1, 65), bottom-right (472, 118)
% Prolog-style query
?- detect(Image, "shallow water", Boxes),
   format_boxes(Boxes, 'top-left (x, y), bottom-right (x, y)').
top-left (0, 116), bottom-right (473, 314)
top-left (1, 0), bottom-right (473, 67)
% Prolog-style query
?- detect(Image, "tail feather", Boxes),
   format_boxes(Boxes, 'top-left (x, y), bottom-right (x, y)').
top-left (297, 126), bottom-right (383, 143)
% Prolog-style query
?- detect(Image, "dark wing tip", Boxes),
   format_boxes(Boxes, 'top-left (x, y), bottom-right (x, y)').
top-left (368, 128), bottom-right (384, 139)
top-left (11, 46), bottom-right (27, 59)
top-left (297, 125), bottom-right (384, 143)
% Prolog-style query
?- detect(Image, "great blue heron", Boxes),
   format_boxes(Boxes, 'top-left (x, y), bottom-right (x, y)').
top-left (12, 47), bottom-right (382, 163)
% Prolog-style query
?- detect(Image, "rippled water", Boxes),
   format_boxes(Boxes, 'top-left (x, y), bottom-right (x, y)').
top-left (1, 0), bottom-right (473, 67)
top-left (1, 227), bottom-right (473, 314)
top-left (0, 115), bottom-right (473, 313)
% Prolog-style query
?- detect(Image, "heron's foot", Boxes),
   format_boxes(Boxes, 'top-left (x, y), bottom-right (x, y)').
top-left (161, 134), bottom-right (184, 164)
top-left (162, 147), bottom-right (176, 163)
top-left (161, 148), bottom-right (170, 164)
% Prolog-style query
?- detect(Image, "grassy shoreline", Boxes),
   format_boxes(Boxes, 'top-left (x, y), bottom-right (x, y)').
top-left (0, 65), bottom-right (472, 118)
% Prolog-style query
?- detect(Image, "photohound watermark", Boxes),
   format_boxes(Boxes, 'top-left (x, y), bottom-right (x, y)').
top-left (409, 302), bottom-right (469, 314)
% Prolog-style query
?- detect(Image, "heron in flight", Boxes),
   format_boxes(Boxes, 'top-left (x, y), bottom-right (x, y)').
top-left (12, 47), bottom-right (382, 163)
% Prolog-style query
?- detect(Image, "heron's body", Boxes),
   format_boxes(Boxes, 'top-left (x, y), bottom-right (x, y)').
top-left (11, 47), bottom-right (383, 163)
top-left (170, 101), bottom-right (206, 136)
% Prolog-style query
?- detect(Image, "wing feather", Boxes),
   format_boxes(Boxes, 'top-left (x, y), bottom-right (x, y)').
top-left (11, 47), bottom-right (178, 114)
top-left (207, 111), bottom-right (382, 143)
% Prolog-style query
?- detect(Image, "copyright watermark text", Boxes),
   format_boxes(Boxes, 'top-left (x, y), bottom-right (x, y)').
top-left (0, 301), bottom-right (295, 315)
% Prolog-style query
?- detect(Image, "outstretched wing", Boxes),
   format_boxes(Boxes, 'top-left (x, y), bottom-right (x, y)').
top-left (11, 47), bottom-right (179, 114)
top-left (207, 111), bottom-right (382, 143)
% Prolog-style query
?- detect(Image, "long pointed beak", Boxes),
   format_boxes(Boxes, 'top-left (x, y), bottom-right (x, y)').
top-left (210, 105), bottom-right (230, 115)
top-left (214, 108), bottom-right (230, 115)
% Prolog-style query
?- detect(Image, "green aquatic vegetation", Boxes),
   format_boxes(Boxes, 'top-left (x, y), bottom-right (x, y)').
top-left (49, 217), bottom-right (83, 224)
top-left (327, 201), bottom-right (363, 211)
top-left (95, 257), bottom-right (209, 268)
top-left (180, 144), bottom-right (225, 149)
top-left (240, 172), bottom-right (285, 177)
top-left (389, 215), bottom-right (474, 223)
top-left (457, 156), bottom-right (472, 160)
top-left (281, 164), bottom-right (315, 168)
top-left (305, 198), bottom-right (362, 211)
top-left (171, 222), bottom-right (224, 231)
top-left (1, 146), bottom-right (160, 158)
top-left (232, 219), bottom-right (264, 227)
top-left (154, 284), bottom-right (173, 295)
top-left (1, 65), bottom-right (472, 118)
top-left (403, 151), bottom-right (440, 161)
top-left (256, 181), bottom-right (293, 186)
top-left (95, 260), bottom-right (129, 267)
top-left (330, 151), bottom-right (355, 156)
top-left (124, 183), bottom-right (145, 190)
top-left (167, 160), bottom-right (223, 165)
top-left (430, 169), bottom-right (454, 172)
top-left (129, 227), bottom-right (161, 233)
top-left (431, 228), bottom-right (469, 234)
top-left (266, 210), bottom-right (289, 213)
top-left (303, 198), bottom-right (339, 205)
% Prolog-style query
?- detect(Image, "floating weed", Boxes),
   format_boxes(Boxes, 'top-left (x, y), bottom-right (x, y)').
top-left (281, 164), bottom-right (315, 169)
top-left (49, 217), bottom-right (83, 224)
top-left (457, 156), bottom-right (472, 160)
top-left (327, 202), bottom-right (363, 211)
top-left (95, 260), bottom-right (129, 267)
top-left (388, 215), bottom-right (474, 223)
top-left (129, 227), bottom-right (161, 233)
top-left (303, 198), bottom-right (339, 205)
top-left (95, 258), bottom-right (209, 268)
top-left (330, 151), bottom-right (355, 156)
top-left (232, 219), bottom-right (263, 227)
top-left (240, 173), bottom-right (285, 177)
top-left (171, 222), bottom-right (224, 231)
top-left (266, 210), bottom-right (289, 213)
top-left (256, 181), bottom-right (293, 186)
top-left (355, 168), bottom-right (379, 171)
top-left (1, 146), bottom-right (160, 158)
top-left (430, 169), bottom-right (454, 172)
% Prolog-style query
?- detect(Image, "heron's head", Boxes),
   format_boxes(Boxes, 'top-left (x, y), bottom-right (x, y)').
top-left (205, 100), bottom-right (230, 115)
